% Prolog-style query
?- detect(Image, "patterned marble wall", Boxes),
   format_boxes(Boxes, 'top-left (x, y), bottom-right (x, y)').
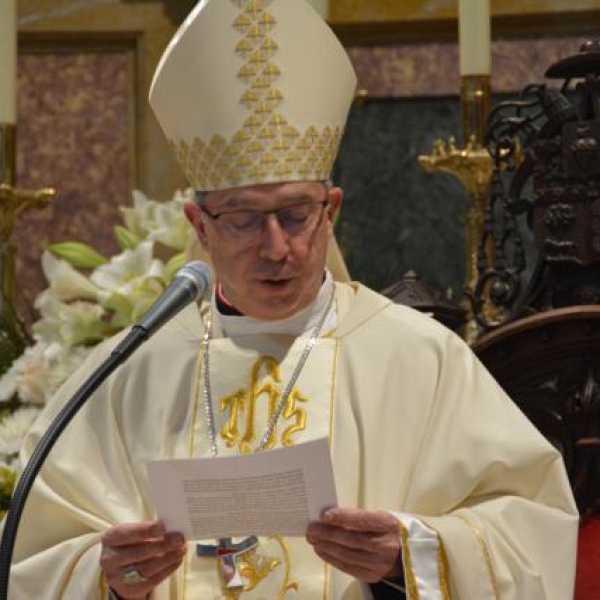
top-left (348, 37), bottom-right (590, 97)
top-left (15, 50), bottom-right (133, 322)
top-left (331, 0), bottom-right (600, 21)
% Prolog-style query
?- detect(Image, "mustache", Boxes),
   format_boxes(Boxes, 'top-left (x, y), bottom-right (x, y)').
top-left (253, 266), bottom-right (298, 280)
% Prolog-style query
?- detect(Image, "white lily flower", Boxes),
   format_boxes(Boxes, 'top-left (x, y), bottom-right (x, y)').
top-left (33, 295), bottom-right (109, 347)
top-left (121, 189), bottom-right (151, 238)
top-left (121, 189), bottom-right (193, 252)
top-left (145, 205), bottom-right (191, 251)
top-left (1, 188), bottom-right (194, 505)
top-left (0, 341), bottom-right (94, 408)
top-left (0, 407), bottom-right (42, 457)
top-left (45, 345), bottom-right (94, 397)
top-left (0, 369), bottom-right (17, 403)
top-left (90, 241), bottom-right (159, 291)
top-left (6, 342), bottom-right (53, 406)
top-left (32, 292), bottom-right (67, 344)
top-left (90, 242), bottom-right (169, 326)
top-left (0, 342), bottom-right (49, 405)
top-left (41, 251), bottom-right (100, 302)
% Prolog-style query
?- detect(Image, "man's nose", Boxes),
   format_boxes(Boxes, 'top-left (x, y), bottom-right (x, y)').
top-left (258, 213), bottom-right (290, 260)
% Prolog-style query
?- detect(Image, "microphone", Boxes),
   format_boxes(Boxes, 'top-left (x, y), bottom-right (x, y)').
top-left (0, 260), bottom-right (212, 599)
top-left (111, 260), bottom-right (212, 362)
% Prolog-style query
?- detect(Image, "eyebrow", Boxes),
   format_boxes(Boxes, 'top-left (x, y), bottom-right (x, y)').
top-left (217, 193), bottom-right (316, 210)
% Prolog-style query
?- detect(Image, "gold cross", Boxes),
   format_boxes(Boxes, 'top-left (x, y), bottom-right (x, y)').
top-left (0, 123), bottom-right (56, 370)
top-left (0, 182), bottom-right (55, 308)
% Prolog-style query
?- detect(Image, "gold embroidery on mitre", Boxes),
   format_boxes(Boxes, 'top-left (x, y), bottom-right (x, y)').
top-left (170, 0), bottom-right (343, 190)
top-left (220, 356), bottom-right (308, 455)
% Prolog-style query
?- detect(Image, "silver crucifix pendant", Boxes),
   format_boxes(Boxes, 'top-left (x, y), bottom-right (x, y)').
top-left (197, 536), bottom-right (259, 592)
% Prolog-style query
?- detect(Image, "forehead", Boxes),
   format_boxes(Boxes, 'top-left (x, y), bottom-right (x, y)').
top-left (204, 181), bottom-right (325, 210)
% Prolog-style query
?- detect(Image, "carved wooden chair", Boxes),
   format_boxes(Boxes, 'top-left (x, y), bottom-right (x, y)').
top-left (467, 40), bottom-right (600, 600)
top-left (472, 307), bottom-right (600, 599)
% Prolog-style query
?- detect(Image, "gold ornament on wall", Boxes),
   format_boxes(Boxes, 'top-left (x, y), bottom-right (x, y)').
top-left (0, 123), bottom-right (55, 373)
top-left (418, 76), bottom-right (496, 343)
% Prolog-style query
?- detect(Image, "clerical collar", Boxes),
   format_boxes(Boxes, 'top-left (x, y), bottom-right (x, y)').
top-left (213, 270), bottom-right (337, 338)
top-left (215, 285), bottom-right (243, 316)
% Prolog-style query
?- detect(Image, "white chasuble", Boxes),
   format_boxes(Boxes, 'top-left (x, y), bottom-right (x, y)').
top-left (7, 282), bottom-right (578, 600)
top-left (183, 334), bottom-right (339, 599)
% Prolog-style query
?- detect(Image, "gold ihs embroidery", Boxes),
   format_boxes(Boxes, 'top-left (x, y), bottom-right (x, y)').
top-left (219, 536), bottom-right (298, 599)
top-left (220, 356), bottom-right (308, 454)
top-left (242, 537), bottom-right (298, 599)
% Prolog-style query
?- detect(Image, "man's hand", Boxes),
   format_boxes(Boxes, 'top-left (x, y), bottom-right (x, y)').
top-left (100, 521), bottom-right (187, 599)
top-left (306, 508), bottom-right (402, 583)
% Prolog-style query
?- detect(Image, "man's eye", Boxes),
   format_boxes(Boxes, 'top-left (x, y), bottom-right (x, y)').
top-left (226, 213), bottom-right (261, 230)
top-left (280, 208), bottom-right (310, 224)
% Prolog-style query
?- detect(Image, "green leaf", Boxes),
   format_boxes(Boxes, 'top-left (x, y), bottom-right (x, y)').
top-left (102, 293), bottom-right (134, 325)
top-left (0, 465), bottom-right (16, 512)
top-left (165, 252), bottom-right (187, 281)
top-left (114, 225), bottom-right (141, 251)
top-left (49, 242), bottom-right (109, 268)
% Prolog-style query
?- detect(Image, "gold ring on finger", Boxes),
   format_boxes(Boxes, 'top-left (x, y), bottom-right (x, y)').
top-left (122, 565), bottom-right (148, 585)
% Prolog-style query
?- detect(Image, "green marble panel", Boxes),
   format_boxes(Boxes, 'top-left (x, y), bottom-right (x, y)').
top-left (334, 96), bottom-right (536, 299)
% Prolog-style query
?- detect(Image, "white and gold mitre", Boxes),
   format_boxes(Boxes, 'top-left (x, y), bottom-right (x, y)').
top-left (149, 0), bottom-right (357, 191)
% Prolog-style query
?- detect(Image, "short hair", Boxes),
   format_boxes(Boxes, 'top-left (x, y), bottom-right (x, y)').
top-left (194, 190), bottom-right (206, 207)
top-left (194, 180), bottom-right (333, 208)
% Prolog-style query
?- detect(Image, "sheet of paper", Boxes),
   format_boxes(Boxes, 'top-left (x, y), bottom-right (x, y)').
top-left (147, 437), bottom-right (337, 540)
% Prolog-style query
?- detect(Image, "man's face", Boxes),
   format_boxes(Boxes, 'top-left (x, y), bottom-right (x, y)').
top-left (184, 180), bottom-right (343, 320)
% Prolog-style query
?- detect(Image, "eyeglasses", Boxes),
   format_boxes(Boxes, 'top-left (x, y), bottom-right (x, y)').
top-left (200, 198), bottom-right (330, 241)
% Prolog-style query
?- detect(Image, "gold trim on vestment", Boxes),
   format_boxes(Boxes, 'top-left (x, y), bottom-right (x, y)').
top-left (99, 571), bottom-right (108, 598)
top-left (395, 516), bottom-right (454, 600)
top-left (456, 514), bottom-right (501, 600)
top-left (323, 337), bottom-right (339, 600)
top-left (56, 538), bottom-right (102, 599)
top-left (411, 516), bottom-right (453, 600)
top-left (398, 522), bottom-right (420, 599)
top-left (437, 539), bottom-right (453, 600)
top-left (217, 538), bottom-right (293, 600)
top-left (181, 343), bottom-right (207, 599)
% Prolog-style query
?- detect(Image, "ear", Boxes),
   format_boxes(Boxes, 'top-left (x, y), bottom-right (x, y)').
top-left (326, 187), bottom-right (344, 233)
top-left (184, 201), bottom-right (209, 248)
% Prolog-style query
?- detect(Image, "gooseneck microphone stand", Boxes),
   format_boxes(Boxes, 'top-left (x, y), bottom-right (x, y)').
top-left (0, 329), bottom-right (150, 599)
top-left (0, 261), bottom-right (211, 599)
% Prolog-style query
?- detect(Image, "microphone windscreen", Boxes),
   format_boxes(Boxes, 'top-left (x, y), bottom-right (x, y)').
top-left (175, 261), bottom-right (212, 299)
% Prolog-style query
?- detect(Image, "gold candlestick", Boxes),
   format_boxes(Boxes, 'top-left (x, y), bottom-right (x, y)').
top-left (418, 75), bottom-right (494, 342)
top-left (0, 122), bottom-right (55, 373)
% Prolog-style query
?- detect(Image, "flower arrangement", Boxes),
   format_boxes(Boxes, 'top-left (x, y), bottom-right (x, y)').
top-left (0, 188), bottom-right (195, 514)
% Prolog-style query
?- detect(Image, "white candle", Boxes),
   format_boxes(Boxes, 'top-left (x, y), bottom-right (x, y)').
top-left (459, 0), bottom-right (491, 75)
top-left (306, 0), bottom-right (329, 19)
top-left (0, 0), bottom-right (17, 123)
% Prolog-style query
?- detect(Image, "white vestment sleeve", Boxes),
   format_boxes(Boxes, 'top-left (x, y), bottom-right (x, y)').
top-left (390, 330), bottom-right (578, 600)
top-left (391, 512), bottom-right (450, 600)
top-left (333, 292), bottom-right (579, 600)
